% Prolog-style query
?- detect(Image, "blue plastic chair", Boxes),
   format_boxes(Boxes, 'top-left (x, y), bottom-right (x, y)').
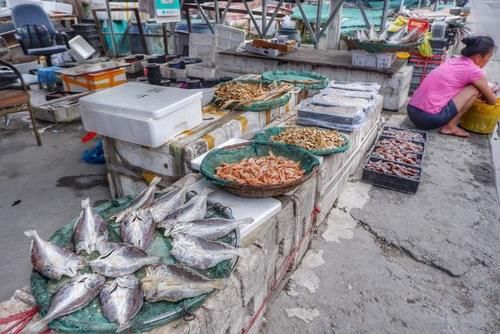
top-left (11, 3), bottom-right (68, 66)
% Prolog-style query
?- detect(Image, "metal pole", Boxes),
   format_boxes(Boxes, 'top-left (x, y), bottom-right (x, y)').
top-left (296, 0), bottom-right (318, 44)
top-left (314, 0), bottom-right (323, 48)
top-left (262, 0), bottom-right (267, 37)
top-left (162, 23), bottom-right (169, 55)
top-left (318, 0), bottom-right (343, 38)
top-left (399, 0), bottom-right (405, 12)
top-left (196, 2), bottom-right (215, 34)
top-left (243, 0), bottom-right (263, 37)
top-left (221, 0), bottom-right (233, 23)
top-left (263, 0), bottom-right (284, 36)
top-left (356, 0), bottom-right (370, 28)
top-left (104, 0), bottom-right (117, 57)
top-left (433, 0), bottom-right (439, 12)
top-left (214, 0), bottom-right (220, 23)
top-left (381, 0), bottom-right (390, 29)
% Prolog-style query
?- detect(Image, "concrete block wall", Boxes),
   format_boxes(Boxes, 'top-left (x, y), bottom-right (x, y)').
top-left (217, 53), bottom-right (413, 111)
top-left (147, 178), bottom-right (317, 334)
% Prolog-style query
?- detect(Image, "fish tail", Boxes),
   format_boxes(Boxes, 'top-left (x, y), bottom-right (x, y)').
top-left (234, 227), bottom-right (241, 247)
top-left (116, 321), bottom-right (133, 333)
top-left (81, 198), bottom-right (91, 209)
top-left (23, 229), bottom-right (39, 240)
top-left (150, 176), bottom-right (162, 186)
top-left (25, 318), bottom-right (49, 334)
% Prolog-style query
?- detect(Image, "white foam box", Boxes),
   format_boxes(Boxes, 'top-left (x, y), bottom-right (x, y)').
top-left (80, 82), bottom-right (203, 148)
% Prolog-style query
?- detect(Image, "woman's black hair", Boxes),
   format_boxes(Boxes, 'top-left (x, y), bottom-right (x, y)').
top-left (461, 36), bottom-right (496, 57)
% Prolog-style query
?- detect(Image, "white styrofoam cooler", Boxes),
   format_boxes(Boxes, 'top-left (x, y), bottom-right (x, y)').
top-left (79, 83), bottom-right (203, 147)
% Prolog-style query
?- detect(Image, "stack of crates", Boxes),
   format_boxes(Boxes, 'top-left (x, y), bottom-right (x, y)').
top-left (408, 53), bottom-right (447, 95)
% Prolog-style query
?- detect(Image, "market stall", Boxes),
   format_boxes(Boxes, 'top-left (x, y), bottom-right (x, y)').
top-left (0, 69), bottom-right (391, 333)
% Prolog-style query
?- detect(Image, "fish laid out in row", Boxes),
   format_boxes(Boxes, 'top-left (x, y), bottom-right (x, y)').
top-left (25, 175), bottom-right (252, 333)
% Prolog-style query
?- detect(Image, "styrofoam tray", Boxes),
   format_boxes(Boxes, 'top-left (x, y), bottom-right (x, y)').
top-left (188, 179), bottom-right (282, 239)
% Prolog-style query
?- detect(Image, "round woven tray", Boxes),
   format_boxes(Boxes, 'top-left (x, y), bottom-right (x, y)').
top-left (213, 80), bottom-right (292, 112)
top-left (200, 142), bottom-right (319, 198)
top-left (254, 127), bottom-right (351, 156)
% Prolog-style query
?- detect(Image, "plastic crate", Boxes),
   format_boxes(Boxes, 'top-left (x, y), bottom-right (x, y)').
top-left (362, 157), bottom-right (421, 194)
top-left (61, 68), bottom-right (127, 92)
top-left (377, 135), bottom-right (426, 155)
top-left (408, 53), bottom-right (446, 95)
top-left (408, 18), bottom-right (430, 33)
top-left (368, 145), bottom-right (423, 168)
top-left (381, 126), bottom-right (427, 143)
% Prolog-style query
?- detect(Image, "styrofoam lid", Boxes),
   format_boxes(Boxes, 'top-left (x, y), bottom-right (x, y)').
top-left (79, 82), bottom-right (202, 119)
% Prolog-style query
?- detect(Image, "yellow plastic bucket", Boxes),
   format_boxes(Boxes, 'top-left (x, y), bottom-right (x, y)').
top-left (460, 98), bottom-right (500, 134)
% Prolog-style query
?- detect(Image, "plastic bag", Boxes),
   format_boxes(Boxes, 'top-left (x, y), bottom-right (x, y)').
top-left (82, 139), bottom-right (105, 164)
top-left (418, 32), bottom-right (433, 58)
top-left (388, 16), bottom-right (409, 33)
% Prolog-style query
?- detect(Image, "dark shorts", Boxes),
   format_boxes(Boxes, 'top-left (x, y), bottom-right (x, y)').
top-left (407, 100), bottom-right (458, 130)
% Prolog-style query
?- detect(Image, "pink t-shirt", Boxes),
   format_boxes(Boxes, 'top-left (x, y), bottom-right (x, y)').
top-left (409, 56), bottom-right (484, 114)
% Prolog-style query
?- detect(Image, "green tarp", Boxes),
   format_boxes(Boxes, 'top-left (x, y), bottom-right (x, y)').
top-left (291, 5), bottom-right (384, 31)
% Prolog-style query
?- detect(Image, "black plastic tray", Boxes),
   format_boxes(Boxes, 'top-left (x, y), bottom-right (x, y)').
top-left (381, 126), bottom-right (427, 143)
top-left (362, 157), bottom-right (421, 194)
top-left (369, 145), bottom-right (423, 168)
top-left (376, 135), bottom-right (426, 155)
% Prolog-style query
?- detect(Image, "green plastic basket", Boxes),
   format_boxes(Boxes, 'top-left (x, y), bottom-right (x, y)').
top-left (254, 127), bottom-right (351, 156)
top-left (261, 70), bottom-right (329, 90)
top-left (31, 197), bottom-right (238, 333)
top-left (200, 142), bottom-right (319, 197)
top-left (213, 80), bottom-right (292, 112)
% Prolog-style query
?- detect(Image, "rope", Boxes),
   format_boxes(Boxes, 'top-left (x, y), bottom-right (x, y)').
top-left (0, 306), bottom-right (51, 334)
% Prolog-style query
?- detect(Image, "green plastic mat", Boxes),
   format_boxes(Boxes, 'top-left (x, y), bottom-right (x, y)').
top-left (261, 71), bottom-right (329, 91)
top-left (213, 80), bottom-right (291, 112)
top-left (31, 197), bottom-right (237, 334)
top-left (254, 127), bottom-right (350, 156)
top-left (200, 142), bottom-right (319, 187)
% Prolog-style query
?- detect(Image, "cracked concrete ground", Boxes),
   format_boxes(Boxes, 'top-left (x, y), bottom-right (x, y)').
top-left (262, 114), bottom-right (500, 334)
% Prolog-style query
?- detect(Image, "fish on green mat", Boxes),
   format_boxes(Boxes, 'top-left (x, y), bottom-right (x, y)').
top-left (141, 263), bottom-right (225, 303)
top-left (26, 274), bottom-right (106, 334)
top-left (25, 229), bottom-right (86, 280)
top-left (100, 274), bottom-right (143, 333)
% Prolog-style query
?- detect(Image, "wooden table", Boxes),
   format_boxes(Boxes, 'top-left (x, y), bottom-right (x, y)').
top-left (219, 47), bottom-right (406, 75)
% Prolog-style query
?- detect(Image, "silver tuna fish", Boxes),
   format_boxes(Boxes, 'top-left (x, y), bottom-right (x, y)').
top-left (170, 233), bottom-right (241, 270)
top-left (99, 275), bottom-right (143, 333)
top-left (121, 208), bottom-right (156, 250)
top-left (157, 189), bottom-right (211, 231)
top-left (89, 244), bottom-right (161, 277)
top-left (141, 263), bottom-right (224, 303)
top-left (111, 176), bottom-right (161, 223)
top-left (24, 230), bottom-right (86, 280)
top-left (26, 274), bottom-right (105, 334)
top-left (72, 198), bottom-right (109, 255)
top-left (164, 218), bottom-right (253, 241)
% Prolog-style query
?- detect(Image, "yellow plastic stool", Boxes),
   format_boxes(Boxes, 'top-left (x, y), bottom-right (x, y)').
top-left (460, 98), bottom-right (500, 134)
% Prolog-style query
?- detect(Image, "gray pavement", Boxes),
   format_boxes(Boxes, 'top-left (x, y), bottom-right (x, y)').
top-left (0, 114), bottom-right (109, 301)
top-left (262, 113), bottom-right (500, 334)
